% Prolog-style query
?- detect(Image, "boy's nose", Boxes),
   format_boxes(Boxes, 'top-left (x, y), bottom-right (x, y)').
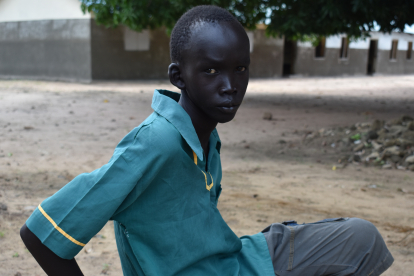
top-left (220, 86), bottom-right (236, 94)
top-left (220, 76), bottom-right (236, 94)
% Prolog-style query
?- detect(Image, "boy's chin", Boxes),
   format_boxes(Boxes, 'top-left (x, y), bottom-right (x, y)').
top-left (216, 113), bottom-right (237, 124)
top-left (204, 107), bottom-right (239, 124)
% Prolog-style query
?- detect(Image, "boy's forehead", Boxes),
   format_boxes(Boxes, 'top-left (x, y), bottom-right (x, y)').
top-left (189, 21), bottom-right (246, 44)
top-left (184, 21), bottom-right (249, 61)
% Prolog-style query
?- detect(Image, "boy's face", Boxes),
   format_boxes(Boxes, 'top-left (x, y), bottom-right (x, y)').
top-left (180, 21), bottom-right (250, 123)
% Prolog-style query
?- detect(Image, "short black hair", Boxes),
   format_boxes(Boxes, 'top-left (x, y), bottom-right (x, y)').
top-left (170, 5), bottom-right (242, 64)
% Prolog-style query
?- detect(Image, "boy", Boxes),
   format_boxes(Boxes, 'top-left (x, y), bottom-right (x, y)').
top-left (21, 5), bottom-right (393, 276)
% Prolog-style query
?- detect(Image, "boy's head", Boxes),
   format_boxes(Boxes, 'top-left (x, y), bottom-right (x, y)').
top-left (169, 5), bottom-right (250, 124)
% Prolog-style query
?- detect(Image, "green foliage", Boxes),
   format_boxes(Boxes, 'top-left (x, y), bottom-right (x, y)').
top-left (79, 0), bottom-right (414, 40)
top-left (266, 0), bottom-right (414, 41)
top-left (80, 0), bottom-right (266, 32)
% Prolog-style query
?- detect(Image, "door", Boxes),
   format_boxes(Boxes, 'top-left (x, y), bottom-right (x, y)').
top-left (367, 40), bottom-right (378, 75)
top-left (283, 38), bottom-right (297, 76)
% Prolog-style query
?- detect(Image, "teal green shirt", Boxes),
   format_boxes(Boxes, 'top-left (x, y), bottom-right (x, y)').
top-left (26, 90), bottom-right (274, 276)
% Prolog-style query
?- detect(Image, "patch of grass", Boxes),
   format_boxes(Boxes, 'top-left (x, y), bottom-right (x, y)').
top-left (12, 252), bottom-right (19, 258)
top-left (101, 263), bottom-right (110, 274)
top-left (350, 133), bottom-right (361, 141)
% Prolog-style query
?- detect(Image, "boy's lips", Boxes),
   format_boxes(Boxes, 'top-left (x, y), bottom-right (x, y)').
top-left (216, 103), bottom-right (240, 113)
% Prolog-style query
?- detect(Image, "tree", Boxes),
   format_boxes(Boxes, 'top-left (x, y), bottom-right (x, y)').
top-left (80, 0), bottom-right (267, 32)
top-left (80, 0), bottom-right (414, 40)
top-left (266, 0), bottom-right (414, 42)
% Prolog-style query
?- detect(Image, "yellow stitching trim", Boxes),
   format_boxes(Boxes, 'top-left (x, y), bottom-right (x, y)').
top-left (193, 151), bottom-right (213, 191)
top-left (193, 150), bottom-right (197, 165)
top-left (38, 205), bottom-right (85, 247)
top-left (207, 172), bottom-right (214, 191)
top-left (201, 171), bottom-right (214, 191)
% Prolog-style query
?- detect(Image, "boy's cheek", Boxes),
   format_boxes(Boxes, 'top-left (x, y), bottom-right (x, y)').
top-left (236, 79), bottom-right (249, 92)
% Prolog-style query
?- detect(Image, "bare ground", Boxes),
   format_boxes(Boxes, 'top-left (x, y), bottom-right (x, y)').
top-left (1, 76), bottom-right (414, 276)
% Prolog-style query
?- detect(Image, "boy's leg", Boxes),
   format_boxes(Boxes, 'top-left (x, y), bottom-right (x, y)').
top-left (262, 217), bottom-right (393, 276)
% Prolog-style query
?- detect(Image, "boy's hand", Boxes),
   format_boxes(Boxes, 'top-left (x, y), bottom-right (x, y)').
top-left (20, 223), bottom-right (84, 276)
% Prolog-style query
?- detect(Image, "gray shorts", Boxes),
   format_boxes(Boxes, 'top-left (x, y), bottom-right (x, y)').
top-left (262, 217), bottom-right (394, 276)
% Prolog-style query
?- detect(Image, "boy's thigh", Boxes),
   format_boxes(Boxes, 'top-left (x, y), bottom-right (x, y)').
top-left (262, 217), bottom-right (393, 276)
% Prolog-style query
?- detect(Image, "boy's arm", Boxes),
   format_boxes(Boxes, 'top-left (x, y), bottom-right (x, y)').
top-left (20, 223), bottom-right (84, 276)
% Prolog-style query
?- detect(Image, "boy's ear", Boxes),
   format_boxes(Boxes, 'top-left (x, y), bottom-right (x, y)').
top-left (168, 63), bottom-right (186, 90)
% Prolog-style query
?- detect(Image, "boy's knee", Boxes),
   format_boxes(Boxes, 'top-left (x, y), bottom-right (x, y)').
top-left (347, 217), bottom-right (377, 232)
top-left (345, 218), bottom-right (384, 248)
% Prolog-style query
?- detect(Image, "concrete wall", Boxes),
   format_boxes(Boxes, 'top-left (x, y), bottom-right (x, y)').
top-left (292, 32), bottom-right (414, 76)
top-left (294, 47), bottom-right (368, 76)
top-left (370, 32), bottom-right (414, 75)
top-left (90, 21), bottom-right (171, 80)
top-left (249, 29), bottom-right (284, 78)
top-left (0, 19), bottom-right (285, 81)
top-left (1, 18), bottom-right (411, 81)
top-left (0, 0), bottom-right (90, 22)
top-left (0, 19), bottom-right (92, 82)
top-left (90, 25), bottom-right (284, 80)
top-left (376, 50), bottom-right (414, 75)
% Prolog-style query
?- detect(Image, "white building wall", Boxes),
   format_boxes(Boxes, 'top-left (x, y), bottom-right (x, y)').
top-left (348, 39), bottom-right (370, 49)
top-left (369, 32), bottom-right (413, 50)
top-left (325, 35), bottom-right (342, 48)
top-left (0, 0), bottom-right (90, 22)
top-left (296, 35), bottom-right (348, 48)
top-left (297, 41), bottom-right (312, 48)
top-left (295, 32), bottom-right (414, 50)
top-left (348, 33), bottom-right (414, 50)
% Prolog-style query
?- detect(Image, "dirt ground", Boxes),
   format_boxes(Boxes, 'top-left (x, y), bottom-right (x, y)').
top-left (1, 75), bottom-right (414, 276)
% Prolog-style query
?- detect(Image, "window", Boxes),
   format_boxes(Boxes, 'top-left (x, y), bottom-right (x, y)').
top-left (124, 28), bottom-right (150, 51)
top-left (315, 37), bottom-right (326, 58)
top-left (339, 37), bottom-right (349, 59)
top-left (390, 40), bottom-right (398, 60)
top-left (246, 31), bottom-right (254, 53)
top-left (407, 42), bottom-right (413, 60)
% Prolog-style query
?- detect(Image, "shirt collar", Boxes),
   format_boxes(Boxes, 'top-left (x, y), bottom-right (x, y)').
top-left (151, 89), bottom-right (221, 161)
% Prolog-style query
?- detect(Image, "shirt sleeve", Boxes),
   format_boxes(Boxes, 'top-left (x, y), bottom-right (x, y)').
top-left (26, 122), bottom-right (168, 259)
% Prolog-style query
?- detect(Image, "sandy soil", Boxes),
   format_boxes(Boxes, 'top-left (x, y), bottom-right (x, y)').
top-left (1, 76), bottom-right (414, 276)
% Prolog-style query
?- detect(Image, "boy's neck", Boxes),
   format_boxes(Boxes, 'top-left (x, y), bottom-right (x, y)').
top-left (178, 91), bottom-right (217, 158)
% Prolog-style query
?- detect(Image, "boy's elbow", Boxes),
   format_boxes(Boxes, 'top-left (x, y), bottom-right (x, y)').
top-left (20, 223), bottom-right (29, 243)
top-left (20, 223), bottom-right (35, 248)
top-left (20, 223), bottom-right (42, 258)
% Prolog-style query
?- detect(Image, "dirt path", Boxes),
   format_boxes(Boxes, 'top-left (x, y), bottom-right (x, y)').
top-left (1, 76), bottom-right (414, 275)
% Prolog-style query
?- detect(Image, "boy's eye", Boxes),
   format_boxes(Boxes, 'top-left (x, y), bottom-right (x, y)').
top-left (205, 69), bottom-right (217, 74)
top-left (237, 66), bottom-right (246, 72)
